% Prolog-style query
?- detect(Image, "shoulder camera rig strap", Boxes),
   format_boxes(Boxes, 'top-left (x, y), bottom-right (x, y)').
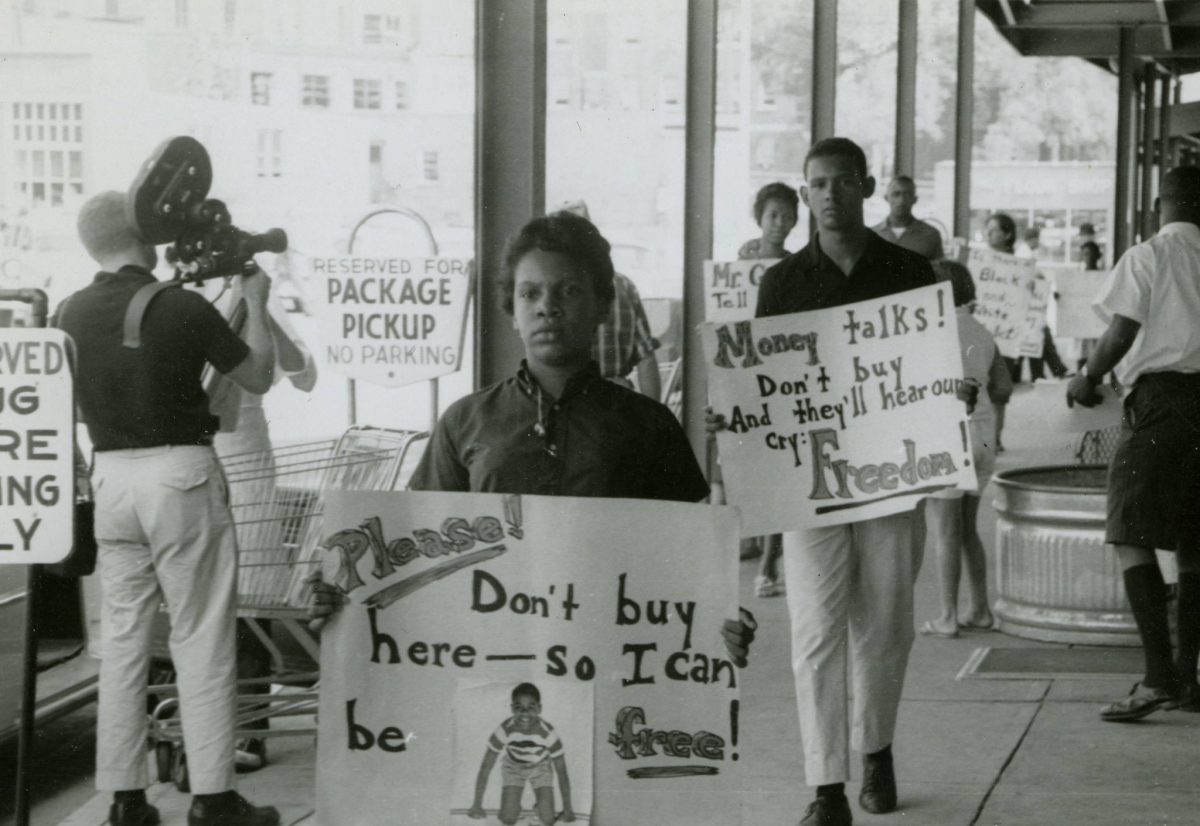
top-left (122, 280), bottom-right (182, 349)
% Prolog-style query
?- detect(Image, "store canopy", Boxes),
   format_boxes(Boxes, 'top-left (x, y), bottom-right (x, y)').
top-left (976, 0), bottom-right (1200, 75)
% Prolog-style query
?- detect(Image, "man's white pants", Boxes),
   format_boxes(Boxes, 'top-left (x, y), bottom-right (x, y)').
top-left (92, 445), bottom-right (238, 794)
top-left (782, 511), bottom-right (918, 786)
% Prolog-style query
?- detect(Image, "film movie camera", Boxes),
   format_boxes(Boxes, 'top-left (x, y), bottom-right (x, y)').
top-left (126, 135), bottom-right (287, 282)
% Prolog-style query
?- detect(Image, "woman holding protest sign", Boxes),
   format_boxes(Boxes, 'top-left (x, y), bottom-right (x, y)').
top-left (984, 212), bottom-right (1019, 452)
top-left (920, 261), bottom-right (1012, 638)
top-left (309, 212), bottom-right (756, 669)
top-left (736, 183), bottom-right (799, 598)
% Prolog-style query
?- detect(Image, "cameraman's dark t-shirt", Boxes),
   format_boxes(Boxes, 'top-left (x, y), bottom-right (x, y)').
top-left (55, 265), bottom-right (249, 451)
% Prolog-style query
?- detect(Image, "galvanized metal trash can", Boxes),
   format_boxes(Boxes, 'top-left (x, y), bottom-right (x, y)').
top-left (992, 466), bottom-right (1138, 646)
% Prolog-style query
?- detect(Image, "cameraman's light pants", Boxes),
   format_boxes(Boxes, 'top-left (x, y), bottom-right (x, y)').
top-left (93, 445), bottom-right (238, 794)
top-left (782, 511), bottom-right (917, 786)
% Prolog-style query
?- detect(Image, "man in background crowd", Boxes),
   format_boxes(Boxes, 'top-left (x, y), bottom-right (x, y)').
top-left (558, 199), bottom-right (661, 400)
top-left (872, 175), bottom-right (944, 261)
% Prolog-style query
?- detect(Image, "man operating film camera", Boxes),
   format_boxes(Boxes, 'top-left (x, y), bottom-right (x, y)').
top-left (54, 136), bottom-right (283, 826)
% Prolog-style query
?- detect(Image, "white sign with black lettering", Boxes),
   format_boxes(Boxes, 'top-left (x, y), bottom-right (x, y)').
top-left (1053, 267), bottom-right (1108, 339)
top-left (963, 247), bottom-right (1037, 359)
top-left (0, 328), bottom-right (73, 563)
top-left (704, 259), bottom-right (779, 322)
top-left (311, 256), bottom-right (473, 387)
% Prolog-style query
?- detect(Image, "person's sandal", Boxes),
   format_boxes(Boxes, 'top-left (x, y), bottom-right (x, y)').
top-left (1099, 682), bottom-right (1176, 722)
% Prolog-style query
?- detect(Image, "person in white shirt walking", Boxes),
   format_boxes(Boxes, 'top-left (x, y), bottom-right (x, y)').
top-left (1067, 165), bottom-right (1200, 721)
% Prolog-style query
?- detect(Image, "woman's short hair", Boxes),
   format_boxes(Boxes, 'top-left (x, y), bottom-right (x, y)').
top-left (931, 259), bottom-right (976, 307)
top-left (987, 212), bottom-right (1017, 247)
top-left (499, 212), bottom-right (616, 315)
top-left (753, 182), bottom-right (799, 224)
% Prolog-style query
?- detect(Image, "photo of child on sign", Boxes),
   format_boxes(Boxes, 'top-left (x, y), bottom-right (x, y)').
top-left (452, 680), bottom-right (592, 825)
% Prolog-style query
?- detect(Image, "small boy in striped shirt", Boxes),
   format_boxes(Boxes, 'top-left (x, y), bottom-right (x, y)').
top-left (469, 683), bottom-right (575, 824)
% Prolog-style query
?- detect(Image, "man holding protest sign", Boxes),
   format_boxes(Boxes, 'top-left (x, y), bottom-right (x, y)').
top-left (1066, 165), bottom-right (1200, 722)
top-left (710, 138), bottom-right (939, 825)
top-left (54, 192), bottom-right (280, 826)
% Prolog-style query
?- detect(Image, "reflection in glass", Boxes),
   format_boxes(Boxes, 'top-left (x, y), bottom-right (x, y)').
top-left (3, 0), bottom-right (477, 440)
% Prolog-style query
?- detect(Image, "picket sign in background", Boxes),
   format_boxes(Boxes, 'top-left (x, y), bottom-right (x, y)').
top-left (1052, 267), bottom-right (1108, 339)
top-left (963, 247), bottom-right (1038, 359)
top-left (703, 259), bottom-right (779, 323)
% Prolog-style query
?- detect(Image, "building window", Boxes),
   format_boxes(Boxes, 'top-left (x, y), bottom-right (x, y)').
top-left (549, 76), bottom-right (572, 110)
top-left (363, 14), bottom-right (382, 45)
top-left (394, 80), bottom-right (409, 110)
top-left (754, 74), bottom-right (778, 112)
top-left (582, 74), bottom-right (608, 110)
top-left (9, 100), bottom-right (84, 206)
top-left (354, 79), bottom-right (382, 110)
top-left (659, 74), bottom-right (682, 112)
top-left (421, 150), bottom-right (439, 182)
top-left (256, 129), bottom-right (282, 178)
top-left (174, 0), bottom-right (188, 27)
top-left (369, 140), bottom-right (388, 203)
top-left (224, 0), bottom-right (236, 32)
top-left (250, 72), bottom-right (271, 106)
top-left (302, 75), bottom-right (329, 109)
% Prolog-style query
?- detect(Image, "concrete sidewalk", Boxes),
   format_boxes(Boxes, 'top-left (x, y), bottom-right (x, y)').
top-left (59, 382), bottom-right (1200, 825)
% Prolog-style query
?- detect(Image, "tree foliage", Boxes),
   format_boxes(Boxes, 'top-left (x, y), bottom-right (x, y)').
top-left (749, 0), bottom-right (1116, 177)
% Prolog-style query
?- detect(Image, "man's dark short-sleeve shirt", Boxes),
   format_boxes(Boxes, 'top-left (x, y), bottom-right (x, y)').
top-left (756, 231), bottom-right (936, 317)
top-left (55, 266), bottom-right (250, 450)
top-left (409, 362), bottom-right (710, 503)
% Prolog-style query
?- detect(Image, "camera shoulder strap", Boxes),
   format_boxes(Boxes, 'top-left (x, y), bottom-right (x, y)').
top-left (122, 280), bottom-right (181, 349)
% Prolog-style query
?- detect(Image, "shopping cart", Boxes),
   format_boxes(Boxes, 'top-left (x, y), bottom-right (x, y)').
top-left (149, 426), bottom-right (428, 791)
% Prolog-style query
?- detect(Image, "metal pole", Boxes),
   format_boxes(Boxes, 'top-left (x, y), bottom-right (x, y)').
top-left (429, 377), bottom-right (439, 432)
top-left (7, 288), bottom-right (49, 826)
top-left (475, 0), bottom-right (546, 389)
top-left (15, 566), bottom-right (38, 826)
top-left (809, 0), bottom-right (837, 238)
top-left (1114, 28), bottom-right (1136, 259)
top-left (681, 0), bottom-right (718, 468)
top-left (812, 0), bottom-right (837, 143)
top-left (1140, 64), bottom-right (1157, 241)
top-left (343, 207), bottom-right (441, 427)
top-left (1172, 78), bottom-right (1183, 168)
top-left (952, 0), bottom-right (975, 239)
top-left (894, 0), bottom-right (918, 177)
top-left (1159, 72), bottom-right (1173, 183)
